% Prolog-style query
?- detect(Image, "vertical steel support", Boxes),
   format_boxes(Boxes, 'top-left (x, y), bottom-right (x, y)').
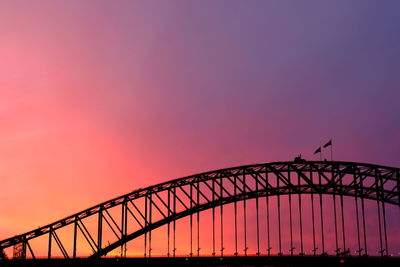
top-left (333, 194), bottom-right (339, 254)
top-left (220, 176), bottom-right (224, 257)
top-left (256, 173), bottom-right (260, 256)
top-left (354, 173), bottom-right (361, 256)
top-left (355, 195), bottom-right (361, 256)
top-left (167, 189), bottom-right (171, 257)
top-left (266, 171), bottom-right (271, 256)
top-left (310, 169), bottom-right (316, 256)
top-left (173, 187), bottom-right (176, 257)
top-left (149, 194), bottom-right (152, 258)
top-left (190, 184), bottom-right (193, 257)
top-left (234, 175), bottom-right (238, 256)
top-left (98, 207), bottom-right (103, 252)
top-left (15, 239), bottom-right (27, 259)
top-left (361, 177), bottom-right (368, 255)
top-left (382, 204), bottom-right (388, 256)
top-left (381, 186), bottom-right (388, 256)
top-left (197, 181), bottom-right (200, 257)
top-left (288, 168), bottom-right (293, 256)
top-left (333, 156), bottom-right (339, 255)
top-left (298, 171), bottom-right (304, 255)
top-left (212, 179), bottom-right (216, 257)
top-left (340, 177), bottom-right (346, 254)
top-left (277, 172), bottom-right (282, 256)
top-left (144, 196), bottom-right (147, 257)
top-left (121, 200), bottom-right (127, 257)
top-left (22, 240), bottom-right (27, 259)
top-left (376, 170), bottom-right (384, 257)
top-left (397, 170), bottom-right (400, 256)
top-left (73, 218), bottom-right (78, 259)
top-left (319, 172), bottom-right (325, 254)
top-left (394, 170), bottom-right (400, 252)
top-left (377, 193), bottom-right (383, 257)
top-left (244, 173), bottom-right (248, 256)
top-left (48, 227), bottom-right (52, 259)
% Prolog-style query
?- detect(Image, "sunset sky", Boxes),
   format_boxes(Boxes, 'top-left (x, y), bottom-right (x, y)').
top-left (0, 0), bottom-right (400, 255)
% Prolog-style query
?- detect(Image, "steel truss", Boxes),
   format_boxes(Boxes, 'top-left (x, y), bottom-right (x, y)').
top-left (0, 161), bottom-right (399, 259)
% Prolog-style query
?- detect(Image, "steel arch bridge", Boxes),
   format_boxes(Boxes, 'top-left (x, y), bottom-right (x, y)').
top-left (1, 161), bottom-right (400, 260)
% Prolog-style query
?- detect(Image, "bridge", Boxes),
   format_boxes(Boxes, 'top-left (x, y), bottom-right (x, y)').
top-left (1, 161), bottom-right (400, 265)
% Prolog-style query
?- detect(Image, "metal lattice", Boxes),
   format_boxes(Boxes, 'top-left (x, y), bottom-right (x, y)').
top-left (0, 161), bottom-right (399, 259)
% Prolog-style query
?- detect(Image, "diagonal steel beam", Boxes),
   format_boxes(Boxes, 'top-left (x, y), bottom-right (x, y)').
top-left (76, 219), bottom-right (97, 254)
top-left (52, 230), bottom-right (69, 259)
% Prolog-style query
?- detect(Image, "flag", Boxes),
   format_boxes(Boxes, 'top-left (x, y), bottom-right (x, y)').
top-left (313, 147), bottom-right (321, 155)
top-left (323, 140), bottom-right (332, 148)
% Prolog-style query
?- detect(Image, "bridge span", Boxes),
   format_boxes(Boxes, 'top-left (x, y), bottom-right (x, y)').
top-left (1, 161), bottom-right (400, 263)
top-left (0, 256), bottom-right (399, 266)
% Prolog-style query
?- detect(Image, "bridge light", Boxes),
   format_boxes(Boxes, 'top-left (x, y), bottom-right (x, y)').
top-left (339, 259), bottom-right (345, 264)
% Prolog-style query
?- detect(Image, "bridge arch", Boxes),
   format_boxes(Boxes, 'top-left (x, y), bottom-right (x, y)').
top-left (1, 161), bottom-right (399, 259)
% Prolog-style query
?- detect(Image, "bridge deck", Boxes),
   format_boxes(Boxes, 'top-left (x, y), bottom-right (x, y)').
top-left (1, 256), bottom-right (399, 266)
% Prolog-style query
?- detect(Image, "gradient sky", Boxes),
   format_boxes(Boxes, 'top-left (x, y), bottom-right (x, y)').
top-left (1, 0), bottom-right (400, 253)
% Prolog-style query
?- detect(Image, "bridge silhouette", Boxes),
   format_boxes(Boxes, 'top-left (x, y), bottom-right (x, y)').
top-left (1, 161), bottom-right (400, 265)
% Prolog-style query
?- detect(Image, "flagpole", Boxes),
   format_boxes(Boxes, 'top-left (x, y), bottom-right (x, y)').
top-left (322, 139), bottom-right (333, 161)
top-left (313, 146), bottom-right (322, 161)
